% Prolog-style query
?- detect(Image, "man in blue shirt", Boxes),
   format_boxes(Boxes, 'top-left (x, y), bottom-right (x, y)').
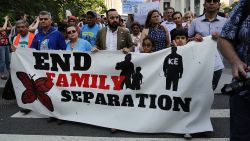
top-left (30, 11), bottom-right (66, 50)
top-left (79, 11), bottom-right (100, 46)
top-left (188, 0), bottom-right (227, 90)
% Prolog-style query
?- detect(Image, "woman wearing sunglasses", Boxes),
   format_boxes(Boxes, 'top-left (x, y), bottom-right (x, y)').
top-left (66, 26), bottom-right (92, 52)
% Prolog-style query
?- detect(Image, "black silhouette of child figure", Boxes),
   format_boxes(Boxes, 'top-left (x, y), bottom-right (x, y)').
top-left (115, 54), bottom-right (135, 89)
top-left (163, 47), bottom-right (183, 91)
top-left (132, 67), bottom-right (143, 90)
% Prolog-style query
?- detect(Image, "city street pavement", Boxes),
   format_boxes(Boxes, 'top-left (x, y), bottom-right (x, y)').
top-left (0, 63), bottom-right (232, 141)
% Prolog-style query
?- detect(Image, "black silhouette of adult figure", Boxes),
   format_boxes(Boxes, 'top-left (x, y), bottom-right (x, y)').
top-left (132, 67), bottom-right (143, 90)
top-left (115, 54), bottom-right (135, 89)
top-left (163, 47), bottom-right (183, 91)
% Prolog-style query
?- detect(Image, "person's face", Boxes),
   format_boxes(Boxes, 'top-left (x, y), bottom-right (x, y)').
top-left (67, 26), bottom-right (78, 40)
top-left (68, 20), bottom-right (76, 26)
top-left (120, 19), bottom-right (126, 27)
top-left (173, 13), bottom-right (182, 26)
top-left (204, 0), bottom-right (220, 13)
top-left (167, 9), bottom-right (174, 20)
top-left (150, 12), bottom-right (161, 25)
top-left (96, 16), bottom-right (101, 23)
top-left (107, 11), bottom-right (119, 29)
top-left (101, 16), bottom-right (106, 23)
top-left (184, 13), bottom-right (193, 22)
top-left (132, 25), bottom-right (140, 35)
top-left (86, 14), bottom-right (96, 27)
top-left (16, 23), bottom-right (28, 36)
top-left (174, 36), bottom-right (187, 46)
top-left (142, 39), bottom-right (153, 53)
top-left (39, 14), bottom-right (52, 28)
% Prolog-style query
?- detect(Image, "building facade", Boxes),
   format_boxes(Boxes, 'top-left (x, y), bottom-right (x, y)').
top-left (161, 0), bottom-right (236, 16)
top-left (104, 0), bottom-right (236, 16)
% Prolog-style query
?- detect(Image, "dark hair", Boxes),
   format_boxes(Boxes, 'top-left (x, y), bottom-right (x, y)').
top-left (57, 22), bottom-right (68, 32)
top-left (172, 28), bottom-right (188, 40)
top-left (106, 9), bottom-right (117, 18)
top-left (130, 22), bottom-right (141, 29)
top-left (205, 0), bottom-right (220, 3)
top-left (217, 12), bottom-right (225, 17)
top-left (15, 11), bottom-right (25, 21)
top-left (81, 13), bottom-right (86, 18)
top-left (165, 7), bottom-right (175, 13)
top-left (172, 11), bottom-right (182, 19)
top-left (144, 9), bottom-right (161, 28)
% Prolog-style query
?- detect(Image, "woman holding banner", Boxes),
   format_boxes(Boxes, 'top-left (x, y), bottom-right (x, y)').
top-left (141, 9), bottom-right (170, 52)
top-left (66, 25), bottom-right (92, 52)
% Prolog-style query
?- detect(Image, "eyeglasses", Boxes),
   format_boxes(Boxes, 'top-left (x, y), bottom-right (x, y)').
top-left (175, 36), bottom-right (187, 40)
top-left (67, 30), bottom-right (77, 34)
top-left (206, 0), bottom-right (219, 3)
top-left (109, 16), bottom-right (119, 20)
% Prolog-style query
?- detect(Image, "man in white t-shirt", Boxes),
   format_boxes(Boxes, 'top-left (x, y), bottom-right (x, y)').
top-left (11, 20), bottom-right (34, 51)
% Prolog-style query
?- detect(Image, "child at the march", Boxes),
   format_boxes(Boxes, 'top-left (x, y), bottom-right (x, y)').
top-left (171, 28), bottom-right (192, 139)
top-left (141, 36), bottom-right (155, 53)
top-left (171, 28), bottom-right (188, 47)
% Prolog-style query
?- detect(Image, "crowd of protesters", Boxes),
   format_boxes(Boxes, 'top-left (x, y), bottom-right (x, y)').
top-left (1, 0), bottom-right (248, 140)
top-left (0, 0), bottom-right (230, 81)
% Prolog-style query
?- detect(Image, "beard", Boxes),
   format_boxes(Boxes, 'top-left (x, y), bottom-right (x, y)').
top-left (108, 21), bottom-right (119, 30)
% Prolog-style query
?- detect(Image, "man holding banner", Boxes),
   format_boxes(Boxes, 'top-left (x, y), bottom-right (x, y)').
top-left (30, 11), bottom-right (66, 50)
top-left (91, 9), bottom-right (133, 54)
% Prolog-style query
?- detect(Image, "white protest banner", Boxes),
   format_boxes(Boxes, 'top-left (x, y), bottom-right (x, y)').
top-left (134, 2), bottom-right (160, 25)
top-left (11, 37), bottom-right (215, 134)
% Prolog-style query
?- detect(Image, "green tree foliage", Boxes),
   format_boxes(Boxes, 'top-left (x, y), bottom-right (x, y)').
top-left (0, 0), bottom-right (107, 24)
top-left (222, 1), bottom-right (239, 13)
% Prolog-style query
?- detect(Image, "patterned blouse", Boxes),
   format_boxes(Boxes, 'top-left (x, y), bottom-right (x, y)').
top-left (220, 0), bottom-right (250, 62)
top-left (0, 31), bottom-right (9, 46)
top-left (148, 26), bottom-right (167, 51)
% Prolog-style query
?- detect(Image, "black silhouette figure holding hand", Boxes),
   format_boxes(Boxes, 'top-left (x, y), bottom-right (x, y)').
top-left (115, 54), bottom-right (135, 89)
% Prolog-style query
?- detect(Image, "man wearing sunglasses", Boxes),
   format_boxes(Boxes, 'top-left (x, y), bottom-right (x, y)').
top-left (188, 0), bottom-right (227, 91)
top-left (91, 9), bottom-right (133, 54)
top-left (30, 11), bottom-right (66, 50)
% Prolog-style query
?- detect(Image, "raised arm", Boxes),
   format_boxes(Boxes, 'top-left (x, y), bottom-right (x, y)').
top-left (0, 16), bottom-right (9, 32)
